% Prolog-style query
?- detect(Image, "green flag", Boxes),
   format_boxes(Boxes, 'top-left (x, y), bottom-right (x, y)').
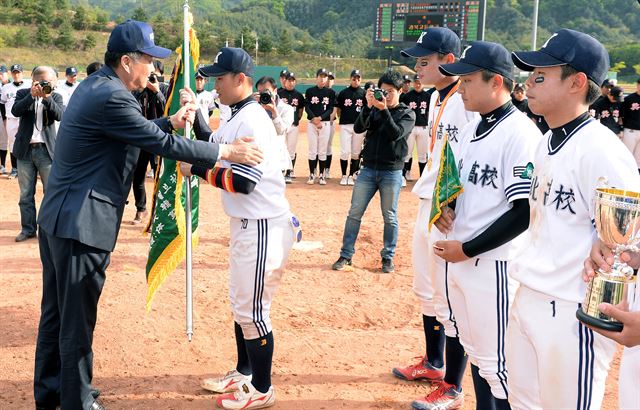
top-left (429, 138), bottom-right (463, 231)
top-left (145, 24), bottom-right (201, 311)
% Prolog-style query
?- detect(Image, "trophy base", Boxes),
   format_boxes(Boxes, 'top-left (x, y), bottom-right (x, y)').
top-left (575, 308), bottom-right (623, 332)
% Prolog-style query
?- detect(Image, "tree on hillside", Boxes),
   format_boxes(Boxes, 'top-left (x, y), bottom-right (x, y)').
top-left (272, 0), bottom-right (284, 19)
top-left (35, 24), bottom-right (52, 46)
top-left (73, 5), bottom-right (90, 30)
top-left (258, 34), bottom-right (273, 53)
top-left (278, 29), bottom-right (292, 56)
top-left (83, 33), bottom-right (97, 51)
top-left (132, 6), bottom-right (148, 21)
top-left (14, 28), bottom-right (30, 47)
top-left (55, 20), bottom-right (75, 51)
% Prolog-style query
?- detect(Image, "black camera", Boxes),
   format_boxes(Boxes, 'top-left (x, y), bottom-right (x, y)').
top-left (39, 80), bottom-right (52, 94)
top-left (148, 73), bottom-right (158, 83)
top-left (259, 90), bottom-right (273, 105)
top-left (372, 87), bottom-right (388, 101)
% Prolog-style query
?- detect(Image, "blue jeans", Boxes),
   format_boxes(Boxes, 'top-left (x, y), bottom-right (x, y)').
top-left (340, 166), bottom-right (403, 260)
top-left (17, 144), bottom-right (52, 235)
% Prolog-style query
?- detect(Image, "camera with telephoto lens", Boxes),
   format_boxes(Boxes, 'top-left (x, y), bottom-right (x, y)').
top-left (259, 90), bottom-right (273, 105)
top-left (39, 80), bottom-right (53, 94)
top-left (372, 87), bottom-right (388, 101)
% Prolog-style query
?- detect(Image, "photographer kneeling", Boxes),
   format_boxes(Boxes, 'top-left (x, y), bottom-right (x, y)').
top-left (332, 70), bottom-right (415, 273)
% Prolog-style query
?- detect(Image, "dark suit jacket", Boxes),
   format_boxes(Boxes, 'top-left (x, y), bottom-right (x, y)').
top-left (38, 65), bottom-right (219, 252)
top-left (12, 90), bottom-right (63, 160)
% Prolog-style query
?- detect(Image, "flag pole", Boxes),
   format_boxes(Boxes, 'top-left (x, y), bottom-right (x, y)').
top-left (183, 0), bottom-right (194, 342)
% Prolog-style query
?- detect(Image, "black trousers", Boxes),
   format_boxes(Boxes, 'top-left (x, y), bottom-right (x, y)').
top-left (34, 228), bottom-right (110, 410)
top-left (131, 150), bottom-right (155, 212)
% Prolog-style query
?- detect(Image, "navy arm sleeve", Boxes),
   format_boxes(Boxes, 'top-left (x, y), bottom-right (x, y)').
top-left (461, 199), bottom-right (530, 258)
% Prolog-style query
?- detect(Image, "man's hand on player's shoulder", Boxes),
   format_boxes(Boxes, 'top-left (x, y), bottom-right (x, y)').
top-left (220, 136), bottom-right (264, 166)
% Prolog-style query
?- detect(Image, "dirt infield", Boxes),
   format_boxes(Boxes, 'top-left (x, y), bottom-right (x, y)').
top-left (0, 126), bottom-right (621, 409)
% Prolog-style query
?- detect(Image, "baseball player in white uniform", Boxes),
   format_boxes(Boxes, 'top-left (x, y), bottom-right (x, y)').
top-left (433, 41), bottom-right (542, 409)
top-left (194, 65), bottom-right (218, 123)
top-left (393, 27), bottom-right (479, 410)
top-left (55, 66), bottom-right (79, 107)
top-left (507, 29), bottom-right (640, 410)
top-left (181, 47), bottom-right (299, 410)
top-left (0, 64), bottom-right (31, 178)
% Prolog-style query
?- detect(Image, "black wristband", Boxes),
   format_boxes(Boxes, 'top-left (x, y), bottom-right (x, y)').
top-left (191, 165), bottom-right (208, 179)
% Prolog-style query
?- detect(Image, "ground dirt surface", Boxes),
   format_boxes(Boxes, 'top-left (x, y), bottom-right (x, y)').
top-left (0, 122), bottom-right (620, 409)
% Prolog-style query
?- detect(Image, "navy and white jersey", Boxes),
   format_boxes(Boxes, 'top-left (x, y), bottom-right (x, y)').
top-left (512, 119), bottom-right (640, 302)
top-left (412, 88), bottom-right (478, 199)
top-left (622, 92), bottom-right (640, 131)
top-left (196, 89), bottom-right (217, 121)
top-left (210, 99), bottom-right (289, 220)
top-left (304, 86), bottom-right (335, 121)
top-left (55, 80), bottom-right (79, 107)
top-left (0, 80), bottom-right (32, 119)
top-left (400, 88), bottom-right (434, 126)
top-left (336, 86), bottom-right (365, 125)
top-left (277, 88), bottom-right (305, 126)
top-left (452, 107), bottom-right (542, 260)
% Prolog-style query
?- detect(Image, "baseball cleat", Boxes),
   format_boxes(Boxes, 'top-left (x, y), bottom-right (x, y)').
top-left (306, 174), bottom-right (315, 185)
top-left (347, 176), bottom-right (355, 186)
top-left (318, 176), bottom-right (327, 185)
top-left (340, 175), bottom-right (348, 186)
top-left (393, 356), bottom-right (445, 382)
top-left (411, 382), bottom-right (463, 410)
top-left (215, 382), bottom-right (275, 409)
top-left (202, 369), bottom-right (252, 393)
top-left (401, 176), bottom-right (407, 187)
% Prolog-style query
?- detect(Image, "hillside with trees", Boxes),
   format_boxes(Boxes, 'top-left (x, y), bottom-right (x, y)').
top-left (0, 0), bottom-right (638, 80)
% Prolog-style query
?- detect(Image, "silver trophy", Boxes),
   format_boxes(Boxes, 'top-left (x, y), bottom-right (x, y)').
top-left (576, 187), bottom-right (640, 332)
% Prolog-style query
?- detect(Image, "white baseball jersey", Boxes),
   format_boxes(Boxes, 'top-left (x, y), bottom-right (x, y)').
top-left (512, 119), bottom-right (640, 303)
top-left (412, 89), bottom-right (478, 199)
top-left (0, 80), bottom-right (32, 119)
top-left (55, 80), bottom-right (78, 107)
top-left (196, 89), bottom-right (217, 121)
top-left (210, 99), bottom-right (289, 220)
top-left (452, 107), bottom-right (542, 260)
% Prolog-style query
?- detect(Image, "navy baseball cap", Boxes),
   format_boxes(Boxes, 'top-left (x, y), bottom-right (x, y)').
top-left (66, 67), bottom-right (77, 76)
top-left (402, 74), bottom-right (411, 82)
top-left (439, 41), bottom-right (514, 80)
top-left (10, 64), bottom-right (23, 73)
top-left (413, 74), bottom-right (420, 80)
top-left (107, 19), bottom-right (171, 59)
top-left (401, 27), bottom-right (461, 58)
top-left (0, 65), bottom-right (6, 73)
top-left (279, 69), bottom-right (289, 77)
top-left (512, 29), bottom-right (610, 85)
top-left (316, 68), bottom-right (328, 77)
top-left (350, 69), bottom-right (361, 78)
top-left (195, 64), bottom-right (206, 78)
top-left (286, 72), bottom-right (296, 80)
top-left (199, 47), bottom-right (254, 78)
top-left (328, 71), bottom-right (335, 79)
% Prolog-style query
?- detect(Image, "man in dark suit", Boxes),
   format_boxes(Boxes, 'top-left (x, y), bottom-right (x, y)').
top-left (33, 20), bottom-right (264, 410)
top-left (12, 66), bottom-right (63, 242)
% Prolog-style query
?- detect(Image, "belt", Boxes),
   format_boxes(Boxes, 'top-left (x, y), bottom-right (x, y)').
top-left (30, 142), bottom-right (45, 147)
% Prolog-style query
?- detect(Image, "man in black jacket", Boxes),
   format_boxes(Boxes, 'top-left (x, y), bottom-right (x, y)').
top-left (332, 70), bottom-right (415, 273)
top-left (12, 66), bottom-right (63, 242)
top-left (34, 20), bottom-right (263, 410)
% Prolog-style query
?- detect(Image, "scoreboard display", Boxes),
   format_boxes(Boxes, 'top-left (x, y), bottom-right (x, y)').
top-left (374, 0), bottom-right (485, 45)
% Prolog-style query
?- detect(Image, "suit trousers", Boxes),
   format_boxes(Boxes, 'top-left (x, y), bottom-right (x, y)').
top-left (34, 229), bottom-right (110, 410)
top-left (132, 150), bottom-right (155, 212)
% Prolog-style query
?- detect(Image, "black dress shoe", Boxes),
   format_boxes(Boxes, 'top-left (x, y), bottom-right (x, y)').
top-left (89, 400), bottom-right (106, 410)
top-left (15, 231), bottom-right (37, 242)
